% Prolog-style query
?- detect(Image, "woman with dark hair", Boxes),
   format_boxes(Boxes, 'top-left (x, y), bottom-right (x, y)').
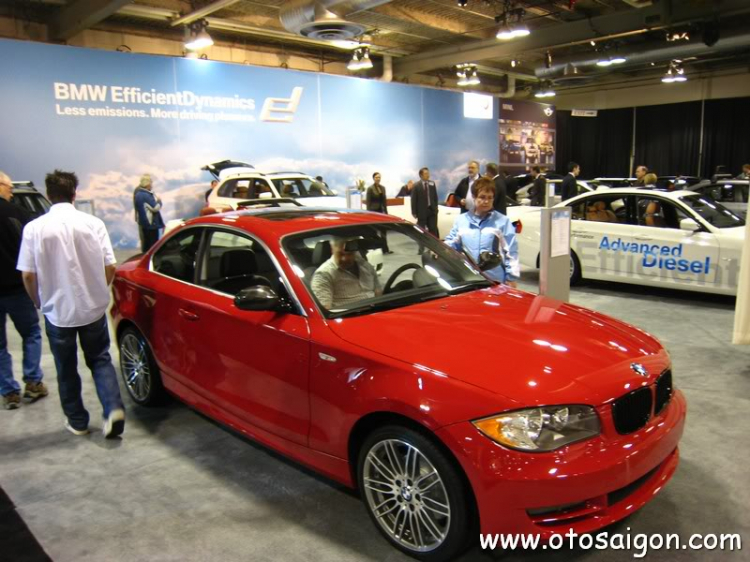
top-left (444, 177), bottom-right (519, 287)
top-left (366, 172), bottom-right (390, 253)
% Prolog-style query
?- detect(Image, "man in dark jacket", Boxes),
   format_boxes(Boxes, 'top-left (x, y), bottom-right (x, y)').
top-left (453, 160), bottom-right (480, 214)
top-left (0, 171), bottom-right (46, 410)
top-left (484, 162), bottom-right (508, 215)
top-left (527, 166), bottom-right (546, 206)
top-left (411, 167), bottom-right (439, 237)
top-left (561, 162), bottom-right (580, 201)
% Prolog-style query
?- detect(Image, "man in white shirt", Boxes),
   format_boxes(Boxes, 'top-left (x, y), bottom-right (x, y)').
top-left (311, 238), bottom-right (381, 310)
top-left (454, 160), bottom-right (480, 214)
top-left (17, 170), bottom-right (125, 438)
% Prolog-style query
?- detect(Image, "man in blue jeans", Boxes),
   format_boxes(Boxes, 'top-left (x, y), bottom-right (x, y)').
top-left (17, 170), bottom-right (125, 438)
top-left (0, 171), bottom-right (47, 409)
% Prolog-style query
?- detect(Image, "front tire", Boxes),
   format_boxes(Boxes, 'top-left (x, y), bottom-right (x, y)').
top-left (358, 425), bottom-right (473, 561)
top-left (118, 327), bottom-right (165, 406)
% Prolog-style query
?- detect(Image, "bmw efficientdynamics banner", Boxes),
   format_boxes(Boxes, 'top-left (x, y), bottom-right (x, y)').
top-left (0, 39), bottom-right (498, 248)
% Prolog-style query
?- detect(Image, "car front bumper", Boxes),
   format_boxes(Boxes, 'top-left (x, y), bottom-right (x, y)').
top-left (436, 389), bottom-right (686, 537)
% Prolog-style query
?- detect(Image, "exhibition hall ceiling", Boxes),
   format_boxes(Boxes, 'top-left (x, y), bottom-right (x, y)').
top-left (3, 0), bottom-right (750, 96)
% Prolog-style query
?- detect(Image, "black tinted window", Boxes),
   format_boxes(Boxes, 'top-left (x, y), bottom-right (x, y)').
top-left (152, 230), bottom-right (201, 282)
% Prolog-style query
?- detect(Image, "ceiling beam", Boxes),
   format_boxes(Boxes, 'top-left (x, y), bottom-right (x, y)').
top-left (49, 0), bottom-right (132, 40)
top-left (393, 0), bottom-right (750, 76)
top-left (170, 0), bottom-right (242, 27)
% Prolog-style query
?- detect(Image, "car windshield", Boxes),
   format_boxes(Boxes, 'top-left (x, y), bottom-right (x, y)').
top-left (283, 223), bottom-right (493, 318)
top-left (272, 178), bottom-right (335, 198)
top-left (678, 194), bottom-right (745, 228)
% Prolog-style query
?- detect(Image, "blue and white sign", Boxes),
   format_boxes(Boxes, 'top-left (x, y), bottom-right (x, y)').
top-left (0, 39), bottom-right (499, 248)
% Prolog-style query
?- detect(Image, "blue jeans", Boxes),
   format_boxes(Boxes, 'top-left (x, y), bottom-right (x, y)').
top-left (45, 315), bottom-right (124, 430)
top-left (0, 292), bottom-right (44, 396)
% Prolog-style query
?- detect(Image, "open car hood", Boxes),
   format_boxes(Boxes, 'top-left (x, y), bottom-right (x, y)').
top-left (202, 160), bottom-right (254, 180)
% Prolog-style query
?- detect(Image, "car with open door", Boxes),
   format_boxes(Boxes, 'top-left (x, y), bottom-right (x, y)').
top-left (111, 206), bottom-right (686, 561)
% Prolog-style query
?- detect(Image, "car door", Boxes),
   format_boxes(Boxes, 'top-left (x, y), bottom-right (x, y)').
top-left (631, 195), bottom-right (719, 287)
top-left (568, 193), bottom-right (637, 277)
top-left (148, 228), bottom-right (207, 387)
top-left (185, 227), bottom-right (311, 445)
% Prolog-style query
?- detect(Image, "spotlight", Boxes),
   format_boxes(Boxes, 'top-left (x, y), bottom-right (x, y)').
top-left (510, 20), bottom-right (530, 38)
top-left (545, 51), bottom-right (552, 69)
top-left (535, 83), bottom-right (556, 98)
top-left (456, 64), bottom-right (479, 87)
top-left (347, 46), bottom-right (373, 71)
top-left (510, 59), bottom-right (519, 68)
top-left (496, 23), bottom-right (515, 40)
top-left (495, 8), bottom-right (530, 40)
top-left (184, 20), bottom-right (213, 51)
top-left (457, 0), bottom-right (468, 6)
top-left (662, 60), bottom-right (687, 83)
top-left (702, 20), bottom-right (720, 47)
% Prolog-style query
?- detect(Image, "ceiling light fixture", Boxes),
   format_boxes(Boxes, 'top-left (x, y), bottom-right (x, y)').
top-left (535, 82), bottom-right (556, 98)
top-left (495, 5), bottom-right (530, 40)
top-left (662, 60), bottom-right (687, 83)
top-left (510, 59), bottom-right (519, 68)
top-left (347, 46), bottom-right (373, 71)
top-left (456, 64), bottom-right (480, 87)
top-left (184, 19), bottom-right (213, 51)
top-left (457, 0), bottom-right (468, 7)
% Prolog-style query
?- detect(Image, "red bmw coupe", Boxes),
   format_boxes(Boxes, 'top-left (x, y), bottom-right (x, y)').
top-left (111, 207), bottom-right (686, 561)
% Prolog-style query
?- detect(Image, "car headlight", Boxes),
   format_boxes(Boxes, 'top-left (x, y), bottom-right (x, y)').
top-left (473, 405), bottom-right (600, 452)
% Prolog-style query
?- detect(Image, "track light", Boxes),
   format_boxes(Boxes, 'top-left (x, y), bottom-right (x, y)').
top-left (184, 20), bottom-right (213, 51)
top-left (457, 0), bottom-right (468, 6)
top-left (662, 60), bottom-right (687, 83)
top-left (456, 64), bottom-right (480, 87)
top-left (535, 82), bottom-right (556, 98)
top-left (347, 46), bottom-right (372, 71)
top-left (496, 7), bottom-right (530, 40)
top-left (510, 59), bottom-right (519, 68)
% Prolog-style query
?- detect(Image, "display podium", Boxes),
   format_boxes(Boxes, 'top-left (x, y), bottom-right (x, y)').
top-left (539, 206), bottom-right (571, 302)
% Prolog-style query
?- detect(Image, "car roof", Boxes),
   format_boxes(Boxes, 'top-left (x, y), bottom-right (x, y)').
top-left (220, 170), bottom-right (312, 181)
top-left (562, 187), bottom-right (697, 201)
top-left (175, 207), bottom-right (401, 238)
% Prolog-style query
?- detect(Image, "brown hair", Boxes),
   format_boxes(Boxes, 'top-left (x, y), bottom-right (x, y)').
top-left (45, 169), bottom-right (78, 204)
top-left (471, 177), bottom-right (496, 198)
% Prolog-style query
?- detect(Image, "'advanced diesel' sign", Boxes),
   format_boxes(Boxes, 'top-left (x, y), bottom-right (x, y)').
top-left (599, 236), bottom-right (710, 274)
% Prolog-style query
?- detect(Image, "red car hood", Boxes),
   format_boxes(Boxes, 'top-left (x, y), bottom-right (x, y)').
top-left (327, 286), bottom-right (668, 406)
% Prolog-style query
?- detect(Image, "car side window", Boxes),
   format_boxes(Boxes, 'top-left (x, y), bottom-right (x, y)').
top-left (217, 180), bottom-right (236, 198)
top-left (580, 195), bottom-right (626, 223)
top-left (637, 197), bottom-right (689, 229)
top-left (152, 230), bottom-right (201, 283)
top-left (199, 230), bottom-right (282, 296)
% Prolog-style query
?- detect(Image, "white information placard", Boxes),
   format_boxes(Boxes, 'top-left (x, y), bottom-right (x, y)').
top-left (550, 209), bottom-right (570, 258)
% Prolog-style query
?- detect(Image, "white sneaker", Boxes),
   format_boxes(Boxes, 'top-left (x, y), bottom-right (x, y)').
top-left (65, 419), bottom-right (89, 436)
top-left (103, 408), bottom-right (125, 439)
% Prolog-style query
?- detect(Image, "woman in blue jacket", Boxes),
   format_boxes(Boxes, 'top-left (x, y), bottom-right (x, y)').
top-left (444, 177), bottom-right (519, 286)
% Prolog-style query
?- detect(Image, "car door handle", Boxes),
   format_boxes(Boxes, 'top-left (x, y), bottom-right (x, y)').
top-left (178, 308), bottom-right (200, 321)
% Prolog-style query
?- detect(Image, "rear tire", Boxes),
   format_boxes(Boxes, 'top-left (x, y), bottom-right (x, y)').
top-left (570, 250), bottom-right (582, 285)
top-left (118, 327), bottom-right (165, 406)
top-left (358, 425), bottom-right (474, 561)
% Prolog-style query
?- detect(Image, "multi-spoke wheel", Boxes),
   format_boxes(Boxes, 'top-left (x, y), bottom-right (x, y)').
top-left (118, 327), bottom-right (164, 406)
top-left (358, 426), bottom-right (474, 561)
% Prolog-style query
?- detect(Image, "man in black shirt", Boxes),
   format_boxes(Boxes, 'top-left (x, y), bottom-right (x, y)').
top-left (504, 170), bottom-right (519, 202)
top-left (561, 161), bottom-right (581, 201)
top-left (484, 162), bottom-right (508, 215)
top-left (0, 171), bottom-right (47, 410)
top-left (528, 166), bottom-right (546, 206)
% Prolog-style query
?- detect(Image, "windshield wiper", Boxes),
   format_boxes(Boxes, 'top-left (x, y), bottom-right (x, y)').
top-left (329, 289), bottom-right (449, 319)
top-left (448, 279), bottom-right (495, 295)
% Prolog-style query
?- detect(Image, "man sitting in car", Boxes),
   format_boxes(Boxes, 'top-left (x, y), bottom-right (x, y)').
top-left (311, 238), bottom-right (382, 309)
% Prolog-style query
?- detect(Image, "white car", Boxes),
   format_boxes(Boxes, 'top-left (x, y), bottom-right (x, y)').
top-left (515, 178), bottom-right (596, 205)
top-left (205, 160), bottom-right (347, 211)
top-left (516, 188), bottom-right (745, 296)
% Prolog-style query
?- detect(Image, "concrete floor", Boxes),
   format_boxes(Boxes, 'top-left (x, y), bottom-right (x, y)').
top-left (1, 254), bottom-right (749, 562)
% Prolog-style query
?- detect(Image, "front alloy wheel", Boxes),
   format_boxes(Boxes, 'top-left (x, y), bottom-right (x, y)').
top-left (359, 426), bottom-right (473, 561)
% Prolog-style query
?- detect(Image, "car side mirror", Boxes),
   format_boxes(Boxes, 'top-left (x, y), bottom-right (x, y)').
top-left (680, 218), bottom-right (701, 232)
top-left (235, 285), bottom-right (284, 312)
top-left (477, 251), bottom-right (503, 271)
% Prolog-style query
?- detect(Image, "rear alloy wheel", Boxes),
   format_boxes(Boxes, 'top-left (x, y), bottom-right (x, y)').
top-left (570, 250), bottom-right (582, 285)
top-left (358, 426), bottom-right (473, 561)
top-left (119, 327), bottom-right (164, 406)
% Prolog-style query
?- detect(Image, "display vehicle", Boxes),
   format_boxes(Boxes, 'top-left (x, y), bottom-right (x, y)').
top-left (112, 207), bottom-right (686, 561)
top-left (516, 188), bottom-right (745, 295)
top-left (689, 180), bottom-right (748, 219)
top-left (10, 181), bottom-right (51, 219)
top-left (515, 178), bottom-right (595, 205)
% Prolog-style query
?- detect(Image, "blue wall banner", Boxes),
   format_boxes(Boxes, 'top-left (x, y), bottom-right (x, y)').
top-left (0, 39), bottom-right (498, 248)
